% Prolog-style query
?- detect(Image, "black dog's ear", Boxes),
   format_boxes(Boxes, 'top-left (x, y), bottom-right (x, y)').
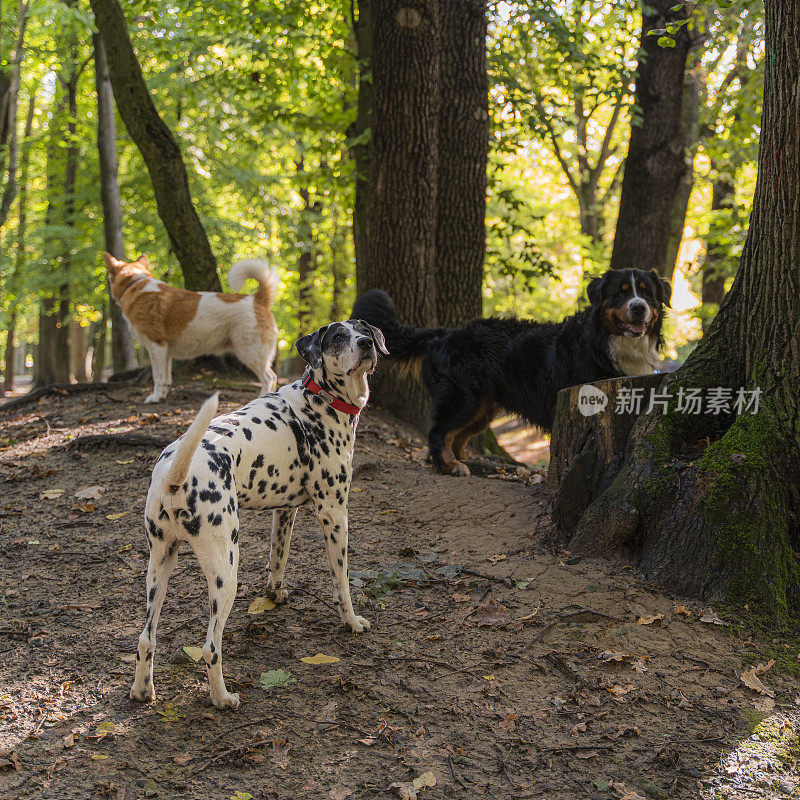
top-left (587, 274), bottom-right (608, 308)
top-left (650, 269), bottom-right (672, 308)
top-left (296, 325), bottom-right (328, 367)
top-left (360, 320), bottom-right (389, 355)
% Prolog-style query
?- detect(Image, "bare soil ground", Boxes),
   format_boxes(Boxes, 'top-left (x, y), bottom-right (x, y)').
top-left (1, 376), bottom-right (799, 800)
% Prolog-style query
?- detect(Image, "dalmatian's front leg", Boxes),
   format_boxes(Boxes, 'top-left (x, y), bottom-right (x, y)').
top-left (314, 504), bottom-right (370, 633)
top-left (266, 508), bottom-right (297, 603)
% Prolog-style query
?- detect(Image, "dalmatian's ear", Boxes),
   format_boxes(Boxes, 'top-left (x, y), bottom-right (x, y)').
top-left (296, 325), bottom-right (328, 367)
top-left (360, 320), bottom-right (389, 356)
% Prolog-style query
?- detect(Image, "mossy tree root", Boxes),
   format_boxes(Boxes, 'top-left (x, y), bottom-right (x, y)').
top-left (569, 399), bottom-right (800, 612)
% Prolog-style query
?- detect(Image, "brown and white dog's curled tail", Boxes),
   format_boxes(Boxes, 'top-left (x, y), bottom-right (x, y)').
top-left (164, 393), bottom-right (219, 493)
top-left (228, 259), bottom-right (281, 308)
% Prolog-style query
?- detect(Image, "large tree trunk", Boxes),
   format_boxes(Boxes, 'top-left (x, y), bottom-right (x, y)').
top-left (362, 0), bottom-right (440, 428)
top-left (434, 0), bottom-right (487, 327)
top-left (93, 32), bottom-right (136, 372)
top-left (89, 0), bottom-right (221, 291)
top-left (558, 0), bottom-right (800, 612)
top-left (609, 1), bottom-right (691, 275)
top-left (351, 0), bottom-right (371, 292)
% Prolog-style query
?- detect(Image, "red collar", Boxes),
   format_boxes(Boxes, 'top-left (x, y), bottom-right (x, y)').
top-left (302, 374), bottom-right (363, 416)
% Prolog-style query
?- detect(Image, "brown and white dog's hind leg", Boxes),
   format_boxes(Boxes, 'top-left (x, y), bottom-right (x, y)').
top-left (194, 531), bottom-right (241, 710)
top-left (314, 505), bottom-right (370, 633)
top-left (130, 536), bottom-right (179, 703)
top-left (266, 508), bottom-right (297, 603)
top-left (232, 338), bottom-right (277, 395)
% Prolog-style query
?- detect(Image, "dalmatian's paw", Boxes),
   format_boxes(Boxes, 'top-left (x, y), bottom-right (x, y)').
top-left (144, 392), bottom-right (162, 404)
top-left (211, 691), bottom-right (240, 710)
top-left (345, 615), bottom-right (371, 634)
top-left (130, 682), bottom-right (156, 703)
top-left (266, 587), bottom-right (289, 604)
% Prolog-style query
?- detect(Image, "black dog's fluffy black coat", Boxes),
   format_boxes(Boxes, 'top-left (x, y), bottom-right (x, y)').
top-left (352, 277), bottom-right (665, 474)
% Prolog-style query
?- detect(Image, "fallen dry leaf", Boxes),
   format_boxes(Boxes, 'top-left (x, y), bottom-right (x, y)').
top-left (700, 610), bottom-right (729, 626)
top-left (740, 667), bottom-right (775, 697)
top-left (673, 604), bottom-right (692, 616)
top-left (105, 512), bottom-right (128, 520)
top-left (598, 650), bottom-right (629, 662)
top-left (39, 489), bottom-right (65, 500)
top-left (636, 613), bottom-right (664, 625)
top-left (451, 593), bottom-right (470, 603)
top-left (75, 485), bottom-right (105, 500)
top-left (95, 721), bottom-right (115, 737)
top-left (182, 645), bottom-right (203, 662)
top-left (270, 739), bottom-right (291, 769)
top-left (754, 659), bottom-right (775, 676)
top-left (248, 597), bottom-right (276, 614)
top-left (300, 653), bottom-right (340, 665)
top-left (574, 749), bottom-right (599, 759)
top-left (412, 771), bottom-right (436, 790)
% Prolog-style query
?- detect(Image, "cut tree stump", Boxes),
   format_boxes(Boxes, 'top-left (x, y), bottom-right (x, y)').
top-left (548, 374), bottom-right (665, 534)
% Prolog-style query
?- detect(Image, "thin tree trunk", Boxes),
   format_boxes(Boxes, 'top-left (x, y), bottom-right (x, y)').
top-left (351, 0), bottom-right (371, 291)
top-left (700, 173), bottom-right (735, 331)
top-left (330, 207), bottom-right (349, 322)
top-left (92, 307), bottom-right (108, 381)
top-left (661, 41), bottom-right (708, 282)
top-left (93, 32), bottom-right (136, 371)
top-left (3, 88), bottom-right (34, 394)
top-left (363, 0), bottom-right (440, 428)
top-left (296, 158), bottom-right (317, 337)
top-left (53, 45), bottom-right (82, 385)
top-left (2, 311), bottom-right (16, 395)
top-left (434, 0), bottom-right (487, 327)
top-left (89, 0), bottom-right (221, 290)
top-left (609, 1), bottom-right (691, 275)
top-left (0, 0), bottom-right (29, 228)
top-left (559, 0), bottom-right (800, 611)
top-left (70, 321), bottom-right (89, 382)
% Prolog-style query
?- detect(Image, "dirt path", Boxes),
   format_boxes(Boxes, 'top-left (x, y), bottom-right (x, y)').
top-left (1, 380), bottom-right (798, 800)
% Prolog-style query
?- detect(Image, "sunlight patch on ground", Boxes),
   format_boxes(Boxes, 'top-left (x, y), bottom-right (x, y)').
top-left (703, 712), bottom-right (800, 798)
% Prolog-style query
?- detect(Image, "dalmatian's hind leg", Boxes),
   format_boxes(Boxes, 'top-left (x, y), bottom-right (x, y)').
top-left (266, 508), bottom-right (297, 603)
top-left (314, 505), bottom-right (370, 633)
top-left (194, 526), bottom-right (241, 709)
top-left (130, 533), bottom-right (179, 703)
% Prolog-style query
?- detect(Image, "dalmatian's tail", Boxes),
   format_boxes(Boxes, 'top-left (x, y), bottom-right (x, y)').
top-left (164, 393), bottom-right (219, 492)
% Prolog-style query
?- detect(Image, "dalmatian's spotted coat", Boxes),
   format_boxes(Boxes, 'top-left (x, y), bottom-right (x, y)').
top-left (130, 320), bottom-right (388, 709)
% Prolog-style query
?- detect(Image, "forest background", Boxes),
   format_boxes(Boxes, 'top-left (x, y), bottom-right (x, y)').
top-left (0, 0), bottom-right (763, 386)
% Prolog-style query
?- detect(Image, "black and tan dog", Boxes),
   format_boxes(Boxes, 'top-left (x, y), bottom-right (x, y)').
top-left (352, 269), bottom-right (670, 476)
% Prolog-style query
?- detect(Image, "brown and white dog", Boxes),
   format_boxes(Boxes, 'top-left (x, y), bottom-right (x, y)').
top-left (104, 253), bottom-right (280, 403)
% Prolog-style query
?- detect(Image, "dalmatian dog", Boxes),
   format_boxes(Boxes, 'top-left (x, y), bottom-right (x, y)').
top-left (130, 320), bottom-right (388, 710)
